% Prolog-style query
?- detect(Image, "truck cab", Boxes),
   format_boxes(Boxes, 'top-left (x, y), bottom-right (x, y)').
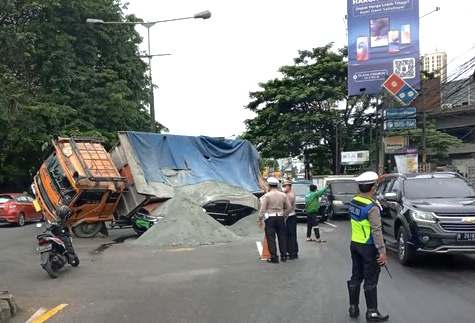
top-left (33, 136), bottom-right (126, 237)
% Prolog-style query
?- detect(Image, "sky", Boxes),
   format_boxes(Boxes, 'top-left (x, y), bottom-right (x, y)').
top-left (119, 0), bottom-right (475, 138)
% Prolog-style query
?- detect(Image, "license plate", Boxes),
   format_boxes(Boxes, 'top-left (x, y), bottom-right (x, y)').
top-left (37, 243), bottom-right (52, 253)
top-left (456, 233), bottom-right (475, 241)
top-left (33, 199), bottom-right (41, 212)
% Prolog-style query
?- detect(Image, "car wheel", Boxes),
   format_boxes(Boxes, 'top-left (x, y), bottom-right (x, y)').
top-left (17, 213), bottom-right (25, 227)
top-left (328, 208), bottom-right (336, 220)
top-left (397, 226), bottom-right (416, 266)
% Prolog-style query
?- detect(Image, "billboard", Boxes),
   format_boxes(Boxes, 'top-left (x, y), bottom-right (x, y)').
top-left (347, 0), bottom-right (420, 96)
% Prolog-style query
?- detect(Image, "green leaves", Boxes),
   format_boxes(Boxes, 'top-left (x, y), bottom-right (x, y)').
top-left (0, 0), bottom-right (152, 190)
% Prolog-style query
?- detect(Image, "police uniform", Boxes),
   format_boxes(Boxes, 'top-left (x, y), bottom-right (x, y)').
top-left (282, 180), bottom-right (298, 259)
top-left (258, 177), bottom-right (291, 263)
top-left (347, 171), bottom-right (389, 322)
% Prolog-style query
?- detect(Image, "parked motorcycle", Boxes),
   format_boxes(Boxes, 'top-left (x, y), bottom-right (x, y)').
top-left (36, 205), bottom-right (79, 279)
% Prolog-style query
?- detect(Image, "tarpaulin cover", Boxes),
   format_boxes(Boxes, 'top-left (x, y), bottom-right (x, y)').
top-left (125, 132), bottom-right (263, 192)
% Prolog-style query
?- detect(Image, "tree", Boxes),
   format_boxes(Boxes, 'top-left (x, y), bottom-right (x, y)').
top-left (0, 0), bottom-right (154, 190)
top-left (242, 43), bottom-right (373, 175)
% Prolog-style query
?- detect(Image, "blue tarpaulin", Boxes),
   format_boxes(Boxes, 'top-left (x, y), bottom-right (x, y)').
top-left (125, 132), bottom-right (263, 192)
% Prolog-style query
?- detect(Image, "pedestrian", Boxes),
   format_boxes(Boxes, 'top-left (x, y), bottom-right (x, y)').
top-left (347, 171), bottom-right (389, 322)
top-left (258, 177), bottom-right (291, 263)
top-left (305, 183), bottom-right (329, 242)
top-left (282, 180), bottom-right (298, 260)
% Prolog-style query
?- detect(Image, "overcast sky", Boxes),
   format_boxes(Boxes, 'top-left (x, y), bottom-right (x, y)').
top-left (120, 0), bottom-right (474, 137)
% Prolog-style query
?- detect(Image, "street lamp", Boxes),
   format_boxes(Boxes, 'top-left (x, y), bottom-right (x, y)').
top-left (86, 10), bottom-right (211, 132)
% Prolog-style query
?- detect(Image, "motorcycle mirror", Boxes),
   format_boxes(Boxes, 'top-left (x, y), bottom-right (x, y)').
top-left (36, 223), bottom-right (43, 228)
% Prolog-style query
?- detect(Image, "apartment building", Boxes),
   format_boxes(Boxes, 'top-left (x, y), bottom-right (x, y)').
top-left (421, 52), bottom-right (447, 82)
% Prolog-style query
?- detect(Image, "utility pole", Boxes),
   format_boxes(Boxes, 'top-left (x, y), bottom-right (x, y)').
top-left (421, 79), bottom-right (427, 172)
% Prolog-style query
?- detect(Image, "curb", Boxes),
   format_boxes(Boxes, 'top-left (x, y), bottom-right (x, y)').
top-left (0, 292), bottom-right (17, 323)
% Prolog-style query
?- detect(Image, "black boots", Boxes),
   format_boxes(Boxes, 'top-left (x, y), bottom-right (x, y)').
top-left (365, 288), bottom-right (389, 322)
top-left (347, 281), bottom-right (360, 318)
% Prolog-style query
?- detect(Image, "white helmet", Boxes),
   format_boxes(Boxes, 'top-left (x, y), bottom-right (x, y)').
top-left (355, 171), bottom-right (379, 184)
top-left (267, 177), bottom-right (279, 186)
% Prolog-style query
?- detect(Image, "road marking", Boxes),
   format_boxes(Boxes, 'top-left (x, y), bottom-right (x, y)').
top-left (324, 222), bottom-right (338, 228)
top-left (168, 247), bottom-right (195, 252)
top-left (30, 304), bottom-right (68, 323)
top-left (256, 241), bottom-right (263, 258)
top-left (26, 307), bottom-right (47, 323)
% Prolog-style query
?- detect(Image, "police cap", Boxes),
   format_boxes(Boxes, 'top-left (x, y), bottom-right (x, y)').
top-left (267, 177), bottom-right (280, 186)
top-left (355, 171), bottom-right (379, 184)
top-left (282, 180), bottom-right (292, 187)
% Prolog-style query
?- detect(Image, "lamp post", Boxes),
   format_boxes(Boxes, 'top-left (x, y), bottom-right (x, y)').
top-left (86, 10), bottom-right (211, 132)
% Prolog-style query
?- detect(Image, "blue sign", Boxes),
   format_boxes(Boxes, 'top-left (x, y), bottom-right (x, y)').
top-left (347, 0), bottom-right (420, 96)
top-left (384, 107), bottom-right (416, 119)
top-left (394, 83), bottom-right (418, 105)
top-left (384, 119), bottom-right (417, 130)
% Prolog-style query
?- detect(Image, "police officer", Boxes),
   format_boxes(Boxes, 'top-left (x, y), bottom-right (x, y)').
top-left (258, 177), bottom-right (291, 263)
top-left (282, 180), bottom-right (298, 260)
top-left (347, 171), bottom-right (389, 322)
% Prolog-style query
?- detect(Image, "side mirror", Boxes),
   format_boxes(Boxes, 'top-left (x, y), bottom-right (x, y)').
top-left (384, 192), bottom-right (399, 201)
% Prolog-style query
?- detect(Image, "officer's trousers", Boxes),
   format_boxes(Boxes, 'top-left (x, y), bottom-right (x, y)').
top-left (349, 241), bottom-right (381, 291)
top-left (285, 215), bottom-right (299, 257)
top-left (265, 216), bottom-right (287, 260)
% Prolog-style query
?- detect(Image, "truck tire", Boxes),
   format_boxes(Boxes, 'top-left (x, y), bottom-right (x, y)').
top-left (72, 222), bottom-right (103, 238)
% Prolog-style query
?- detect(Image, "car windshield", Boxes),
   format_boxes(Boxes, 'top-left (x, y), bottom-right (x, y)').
top-left (404, 178), bottom-right (475, 199)
top-left (292, 184), bottom-right (310, 196)
top-left (330, 181), bottom-right (358, 194)
top-left (0, 195), bottom-right (13, 204)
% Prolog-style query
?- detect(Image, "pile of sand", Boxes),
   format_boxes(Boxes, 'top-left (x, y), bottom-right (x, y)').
top-left (134, 192), bottom-right (243, 247)
top-left (228, 210), bottom-right (261, 237)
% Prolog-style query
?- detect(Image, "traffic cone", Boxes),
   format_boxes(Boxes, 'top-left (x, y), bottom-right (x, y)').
top-left (261, 234), bottom-right (271, 260)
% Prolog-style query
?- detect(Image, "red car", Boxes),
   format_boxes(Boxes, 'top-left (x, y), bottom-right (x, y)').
top-left (0, 193), bottom-right (43, 226)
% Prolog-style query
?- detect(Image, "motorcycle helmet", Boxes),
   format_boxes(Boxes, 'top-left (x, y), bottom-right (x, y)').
top-left (56, 205), bottom-right (71, 221)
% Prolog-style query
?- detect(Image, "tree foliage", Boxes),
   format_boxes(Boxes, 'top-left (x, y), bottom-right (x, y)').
top-left (242, 43), bottom-right (373, 174)
top-left (0, 0), bottom-right (156, 190)
top-left (242, 44), bottom-right (463, 176)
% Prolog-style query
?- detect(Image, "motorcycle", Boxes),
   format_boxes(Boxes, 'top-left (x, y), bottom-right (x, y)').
top-left (36, 221), bottom-right (79, 279)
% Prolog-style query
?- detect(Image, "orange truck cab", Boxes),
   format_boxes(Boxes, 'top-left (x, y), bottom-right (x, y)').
top-left (33, 136), bottom-right (126, 238)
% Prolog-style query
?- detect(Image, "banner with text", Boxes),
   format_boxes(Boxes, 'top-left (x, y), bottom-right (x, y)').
top-left (347, 0), bottom-right (420, 96)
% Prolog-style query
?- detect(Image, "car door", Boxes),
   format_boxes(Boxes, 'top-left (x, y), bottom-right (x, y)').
top-left (16, 196), bottom-right (30, 221)
top-left (385, 179), bottom-right (403, 242)
top-left (376, 179), bottom-right (396, 242)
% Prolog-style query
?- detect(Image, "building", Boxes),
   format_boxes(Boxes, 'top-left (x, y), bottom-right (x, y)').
top-left (421, 52), bottom-right (447, 83)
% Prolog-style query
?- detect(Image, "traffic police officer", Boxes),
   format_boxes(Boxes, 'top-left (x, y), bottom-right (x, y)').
top-left (282, 180), bottom-right (298, 259)
top-left (347, 171), bottom-right (389, 322)
top-left (258, 177), bottom-right (291, 263)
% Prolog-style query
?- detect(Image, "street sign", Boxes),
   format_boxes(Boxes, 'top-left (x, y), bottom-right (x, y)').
top-left (384, 119), bottom-right (417, 130)
top-left (382, 73), bottom-right (419, 106)
top-left (384, 107), bottom-right (416, 119)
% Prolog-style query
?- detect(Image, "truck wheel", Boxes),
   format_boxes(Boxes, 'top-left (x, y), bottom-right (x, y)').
top-left (72, 222), bottom-right (103, 238)
top-left (397, 226), bottom-right (416, 266)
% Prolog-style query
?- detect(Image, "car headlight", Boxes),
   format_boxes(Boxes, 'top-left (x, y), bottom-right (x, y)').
top-left (332, 200), bottom-right (344, 205)
top-left (410, 210), bottom-right (436, 223)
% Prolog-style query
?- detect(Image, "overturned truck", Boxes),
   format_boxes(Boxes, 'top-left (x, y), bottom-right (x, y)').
top-left (33, 132), bottom-right (266, 238)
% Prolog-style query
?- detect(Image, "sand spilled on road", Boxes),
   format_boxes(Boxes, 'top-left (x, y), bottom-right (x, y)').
top-left (134, 190), bottom-right (260, 247)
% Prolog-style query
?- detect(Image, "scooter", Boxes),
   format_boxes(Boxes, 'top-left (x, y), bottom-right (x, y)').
top-left (36, 221), bottom-right (79, 279)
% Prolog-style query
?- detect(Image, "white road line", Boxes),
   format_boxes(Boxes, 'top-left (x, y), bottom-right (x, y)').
top-left (256, 241), bottom-right (263, 257)
top-left (324, 222), bottom-right (338, 228)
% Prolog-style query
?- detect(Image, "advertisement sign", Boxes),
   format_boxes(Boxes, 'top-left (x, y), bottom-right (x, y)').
top-left (384, 118), bottom-right (417, 130)
top-left (384, 107), bottom-right (416, 119)
top-left (395, 154), bottom-right (418, 173)
top-left (347, 0), bottom-right (420, 96)
top-left (384, 136), bottom-right (405, 154)
top-left (341, 150), bottom-right (370, 165)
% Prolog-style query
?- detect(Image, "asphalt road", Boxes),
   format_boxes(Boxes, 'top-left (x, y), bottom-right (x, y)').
top-left (1, 218), bottom-right (475, 323)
